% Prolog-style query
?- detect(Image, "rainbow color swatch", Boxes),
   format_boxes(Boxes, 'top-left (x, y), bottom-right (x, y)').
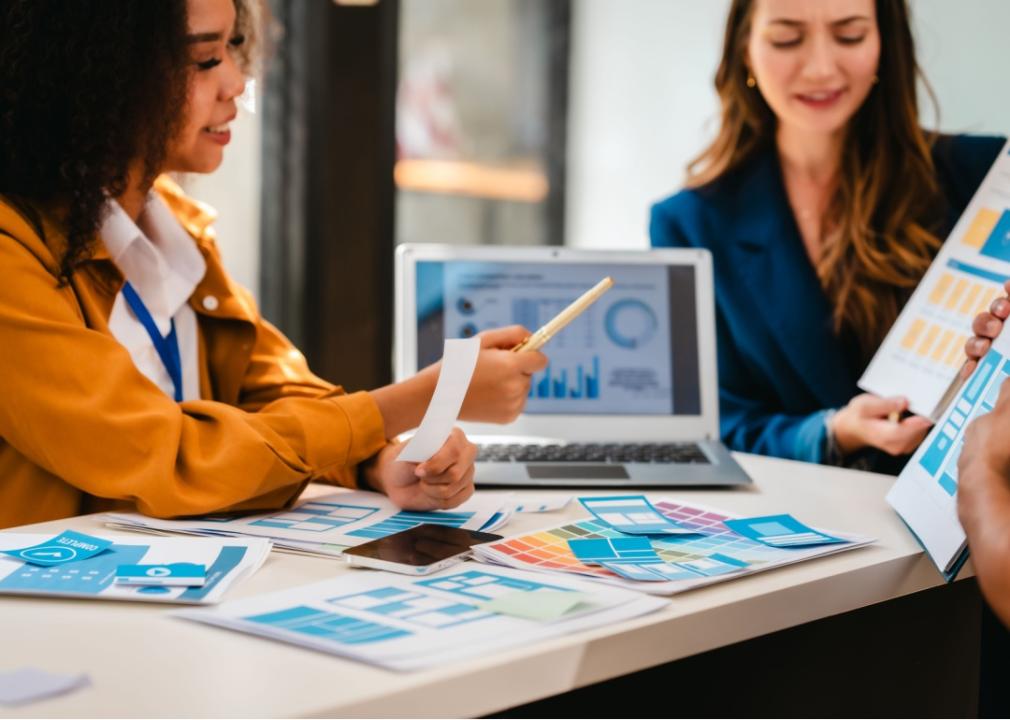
top-left (473, 500), bottom-right (872, 595)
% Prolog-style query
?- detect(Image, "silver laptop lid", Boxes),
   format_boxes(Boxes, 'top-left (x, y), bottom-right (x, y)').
top-left (395, 245), bottom-right (718, 442)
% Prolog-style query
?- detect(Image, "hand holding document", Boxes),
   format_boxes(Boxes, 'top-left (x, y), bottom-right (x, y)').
top-left (860, 140), bottom-right (1010, 417)
top-left (888, 322), bottom-right (1010, 580)
top-left (397, 337), bottom-right (481, 463)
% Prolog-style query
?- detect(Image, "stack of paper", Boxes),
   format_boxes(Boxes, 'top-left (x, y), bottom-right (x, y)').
top-left (0, 533), bottom-right (270, 604)
top-left (177, 561), bottom-right (667, 670)
top-left (105, 490), bottom-right (512, 559)
top-left (471, 496), bottom-right (872, 595)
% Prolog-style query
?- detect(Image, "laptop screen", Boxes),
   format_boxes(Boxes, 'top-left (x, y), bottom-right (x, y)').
top-left (415, 260), bottom-right (701, 416)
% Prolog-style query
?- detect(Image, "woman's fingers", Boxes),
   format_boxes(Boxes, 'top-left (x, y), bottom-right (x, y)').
top-left (416, 428), bottom-right (476, 479)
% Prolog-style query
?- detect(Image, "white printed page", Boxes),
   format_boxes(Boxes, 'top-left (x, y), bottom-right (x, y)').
top-left (176, 561), bottom-right (666, 671)
top-left (887, 324), bottom-right (1010, 577)
top-left (106, 491), bottom-right (505, 549)
top-left (860, 140), bottom-right (1010, 417)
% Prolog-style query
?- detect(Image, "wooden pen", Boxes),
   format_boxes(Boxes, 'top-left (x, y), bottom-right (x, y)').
top-left (512, 276), bottom-right (615, 353)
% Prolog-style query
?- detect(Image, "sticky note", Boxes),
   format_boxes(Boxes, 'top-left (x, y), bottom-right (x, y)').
top-left (115, 563), bottom-right (207, 587)
top-left (567, 536), bottom-right (661, 565)
top-left (723, 514), bottom-right (846, 548)
top-left (2, 531), bottom-right (112, 567)
top-left (477, 589), bottom-right (590, 621)
top-left (674, 552), bottom-right (749, 577)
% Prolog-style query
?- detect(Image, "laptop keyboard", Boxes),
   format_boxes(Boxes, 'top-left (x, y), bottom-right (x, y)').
top-left (476, 442), bottom-right (710, 465)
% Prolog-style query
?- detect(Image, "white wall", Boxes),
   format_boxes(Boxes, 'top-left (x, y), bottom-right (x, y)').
top-left (188, 1), bottom-right (1010, 289)
top-left (565, 0), bottom-right (1010, 251)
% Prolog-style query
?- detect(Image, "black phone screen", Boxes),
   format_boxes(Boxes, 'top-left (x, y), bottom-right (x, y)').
top-left (343, 523), bottom-right (503, 566)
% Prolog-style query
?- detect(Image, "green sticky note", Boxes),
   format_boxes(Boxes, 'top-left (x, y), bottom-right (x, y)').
top-left (476, 589), bottom-right (591, 621)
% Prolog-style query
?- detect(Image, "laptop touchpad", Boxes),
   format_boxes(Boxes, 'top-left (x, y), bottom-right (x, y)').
top-left (526, 465), bottom-right (630, 480)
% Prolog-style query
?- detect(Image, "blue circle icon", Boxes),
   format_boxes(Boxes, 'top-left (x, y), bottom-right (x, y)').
top-left (459, 323), bottom-right (478, 338)
top-left (456, 297), bottom-right (476, 315)
top-left (20, 546), bottom-right (77, 563)
top-left (604, 299), bottom-right (657, 349)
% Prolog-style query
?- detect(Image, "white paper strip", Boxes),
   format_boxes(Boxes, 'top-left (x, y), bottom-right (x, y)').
top-left (397, 337), bottom-right (481, 463)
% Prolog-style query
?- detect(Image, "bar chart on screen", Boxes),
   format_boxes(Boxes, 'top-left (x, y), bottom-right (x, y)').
top-left (860, 141), bottom-right (1010, 417)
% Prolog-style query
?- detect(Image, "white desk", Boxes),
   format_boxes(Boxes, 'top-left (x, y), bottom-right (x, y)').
top-left (0, 454), bottom-right (969, 718)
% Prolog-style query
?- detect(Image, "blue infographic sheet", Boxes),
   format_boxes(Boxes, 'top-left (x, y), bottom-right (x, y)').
top-left (0, 533), bottom-right (270, 604)
top-left (105, 490), bottom-right (506, 557)
top-left (722, 515), bottom-right (846, 548)
top-left (579, 495), bottom-right (696, 535)
top-left (178, 562), bottom-right (667, 671)
top-left (888, 340), bottom-right (1010, 578)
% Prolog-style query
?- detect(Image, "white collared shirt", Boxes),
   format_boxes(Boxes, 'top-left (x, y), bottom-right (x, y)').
top-left (101, 195), bottom-right (207, 402)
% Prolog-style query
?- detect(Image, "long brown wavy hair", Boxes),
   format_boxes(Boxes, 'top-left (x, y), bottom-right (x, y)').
top-left (688, 0), bottom-right (946, 362)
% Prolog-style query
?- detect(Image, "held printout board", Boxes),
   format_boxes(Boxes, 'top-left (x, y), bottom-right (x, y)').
top-left (860, 140), bottom-right (1010, 418)
top-left (887, 326), bottom-right (1010, 580)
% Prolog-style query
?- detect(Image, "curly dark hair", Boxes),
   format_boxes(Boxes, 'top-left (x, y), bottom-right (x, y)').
top-left (0, 0), bottom-right (261, 283)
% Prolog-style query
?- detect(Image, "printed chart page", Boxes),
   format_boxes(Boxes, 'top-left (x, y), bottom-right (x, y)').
top-left (177, 562), bottom-right (666, 671)
top-left (860, 140), bottom-right (1010, 417)
top-left (887, 328), bottom-right (1010, 579)
top-left (105, 491), bottom-right (507, 557)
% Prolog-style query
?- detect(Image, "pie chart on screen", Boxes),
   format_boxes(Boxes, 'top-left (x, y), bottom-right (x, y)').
top-left (604, 299), bottom-right (657, 349)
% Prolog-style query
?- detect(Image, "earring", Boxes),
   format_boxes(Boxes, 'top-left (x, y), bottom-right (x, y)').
top-left (746, 74), bottom-right (757, 88)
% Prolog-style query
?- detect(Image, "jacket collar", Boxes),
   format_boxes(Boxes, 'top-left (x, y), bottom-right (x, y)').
top-left (722, 147), bottom-right (856, 407)
top-left (78, 176), bottom-right (254, 324)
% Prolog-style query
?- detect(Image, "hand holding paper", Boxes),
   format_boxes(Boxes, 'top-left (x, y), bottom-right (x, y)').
top-left (461, 326), bottom-right (548, 423)
top-left (367, 429), bottom-right (477, 511)
top-left (397, 337), bottom-right (481, 463)
top-left (962, 281), bottom-right (1010, 379)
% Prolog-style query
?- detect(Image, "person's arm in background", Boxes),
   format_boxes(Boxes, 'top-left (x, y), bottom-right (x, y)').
top-left (649, 200), bottom-right (928, 464)
top-left (958, 379), bottom-right (1010, 627)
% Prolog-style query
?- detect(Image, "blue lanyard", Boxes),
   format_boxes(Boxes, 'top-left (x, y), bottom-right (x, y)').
top-left (121, 281), bottom-right (183, 402)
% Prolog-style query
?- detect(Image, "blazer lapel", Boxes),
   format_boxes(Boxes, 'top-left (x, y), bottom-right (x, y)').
top-left (726, 150), bottom-right (855, 408)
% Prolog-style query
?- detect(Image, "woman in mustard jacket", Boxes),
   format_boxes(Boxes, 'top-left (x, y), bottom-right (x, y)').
top-left (0, 0), bottom-right (547, 528)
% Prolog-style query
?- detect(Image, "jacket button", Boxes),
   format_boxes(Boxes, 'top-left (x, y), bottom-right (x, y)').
top-left (202, 295), bottom-right (219, 311)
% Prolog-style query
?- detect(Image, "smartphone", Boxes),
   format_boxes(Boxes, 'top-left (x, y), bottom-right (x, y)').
top-left (343, 523), bottom-right (503, 575)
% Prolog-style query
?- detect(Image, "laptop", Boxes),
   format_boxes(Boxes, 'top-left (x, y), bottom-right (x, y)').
top-left (394, 244), bottom-right (751, 488)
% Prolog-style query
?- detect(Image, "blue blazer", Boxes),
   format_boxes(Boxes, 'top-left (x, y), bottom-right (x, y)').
top-left (651, 134), bottom-right (1006, 469)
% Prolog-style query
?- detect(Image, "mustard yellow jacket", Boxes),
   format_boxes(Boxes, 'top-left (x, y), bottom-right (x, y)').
top-left (0, 177), bottom-right (387, 529)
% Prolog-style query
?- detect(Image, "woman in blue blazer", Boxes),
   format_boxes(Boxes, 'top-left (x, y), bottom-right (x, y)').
top-left (650, 0), bottom-right (1005, 472)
